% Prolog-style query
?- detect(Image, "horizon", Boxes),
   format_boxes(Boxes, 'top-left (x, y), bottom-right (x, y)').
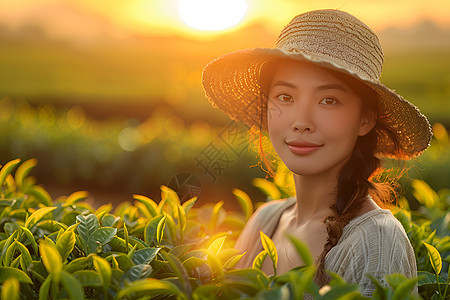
top-left (1, 0), bottom-right (450, 43)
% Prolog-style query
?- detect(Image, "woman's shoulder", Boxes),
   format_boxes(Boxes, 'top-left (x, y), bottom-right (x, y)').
top-left (251, 197), bottom-right (296, 220)
top-left (242, 197), bottom-right (296, 233)
top-left (329, 208), bottom-right (415, 266)
top-left (327, 208), bottom-right (417, 296)
top-left (336, 208), bottom-right (412, 252)
top-left (343, 208), bottom-right (408, 240)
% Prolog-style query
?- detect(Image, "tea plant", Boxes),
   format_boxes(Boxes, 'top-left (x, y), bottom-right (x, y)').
top-left (0, 158), bottom-right (448, 299)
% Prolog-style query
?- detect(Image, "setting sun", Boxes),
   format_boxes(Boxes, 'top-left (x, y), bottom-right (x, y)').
top-left (178, 0), bottom-right (248, 31)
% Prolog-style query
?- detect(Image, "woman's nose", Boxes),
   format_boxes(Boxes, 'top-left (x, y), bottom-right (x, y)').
top-left (291, 102), bottom-right (315, 132)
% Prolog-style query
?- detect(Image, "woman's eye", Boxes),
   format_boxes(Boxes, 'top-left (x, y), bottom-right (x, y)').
top-left (320, 98), bottom-right (338, 105)
top-left (276, 94), bottom-right (293, 102)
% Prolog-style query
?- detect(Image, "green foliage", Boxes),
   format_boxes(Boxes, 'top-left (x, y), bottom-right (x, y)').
top-left (0, 158), bottom-right (448, 299)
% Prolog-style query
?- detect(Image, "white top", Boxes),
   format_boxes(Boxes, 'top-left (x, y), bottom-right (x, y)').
top-left (234, 197), bottom-right (418, 296)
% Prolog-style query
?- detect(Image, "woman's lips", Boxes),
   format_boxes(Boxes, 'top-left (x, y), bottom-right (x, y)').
top-left (285, 140), bottom-right (323, 155)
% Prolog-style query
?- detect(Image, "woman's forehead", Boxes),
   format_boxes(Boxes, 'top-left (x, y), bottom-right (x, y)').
top-left (270, 59), bottom-right (352, 90)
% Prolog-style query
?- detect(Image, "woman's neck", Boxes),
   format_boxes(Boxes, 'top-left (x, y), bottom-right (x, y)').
top-left (292, 171), bottom-right (339, 225)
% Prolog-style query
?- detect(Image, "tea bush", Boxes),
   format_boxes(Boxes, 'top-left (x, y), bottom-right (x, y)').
top-left (0, 158), bottom-right (448, 299)
top-left (0, 97), bottom-right (448, 197)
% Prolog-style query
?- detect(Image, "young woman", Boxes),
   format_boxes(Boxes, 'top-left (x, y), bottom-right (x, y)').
top-left (201, 9), bottom-right (432, 296)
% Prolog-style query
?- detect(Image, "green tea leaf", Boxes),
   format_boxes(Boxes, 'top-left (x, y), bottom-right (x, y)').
top-left (1, 277), bottom-right (20, 300)
top-left (385, 273), bottom-right (408, 289)
top-left (95, 203), bottom-right (113, 221)
top-left (20, 227), bottom-right (37, 254)
top-left (156, 215), bottom-right (167, 246)
top-left (112, 253), bottom-right (134, 272)
top-left (161, 185), bottom-right (181, 207)
top-left (392, 277), bottom-right (419, 300)
top-left (255, 283), bottom-right (290, 299)
top-left (232, 188), bottom-right (253, 221)
top-left (177, 204), bottom-right (186, 238)
top-left (122, 264), bottom-right (153, 282)
top-left (87, 227), bottom-right (117, 254)
top-left (366, 274), bottom-right (388, 298)
top-left (62, 191), bottom-right (89, 208)
top-left (252, 178), bottom-right (281, 200)
top-left (182, 256), bottom-right (207, 272)
top-left (423, 241), bottom-right (442, 275)
top-left (27, 261), bottom-right (47, 283)
top-left (28, 185), bottom-right (52, 207)
top-left (56, 230), bottom-right (75, 261)
top-left (40, 241), bottom-right (62, 280)
top-left (60, 271), bottom-right (84, 300)
top-left (164, 251), bottom-right (191, 295)
top-left (132, 247), bottom-right (161, 265)
top-left (144, 215), bottom-right (164, 246)
top-left (320, 284), bottom-right (360, 300)
top-left (207, 236), bottom-right (226, 255)
top-left (64, 257), bottom-right (89, 273)
top-left (394, 209), bottom-right (411, 233)
top-left (4, 240), bottom-right (17, 266)
top-left (14, 241), bottom-right (32, 269)
top-left (38, 275), bottom-right (52, 300)
top-left (0, 267), bottom-right (32, 284)
top-left (73, 270), bottom-right (102, 287)
top-left (133, 194), bottom-right (158, 217)
top-left (93, 255), bottom-right (112, 293)
top-left (205, 251), bottom-right (224, 279)
top-left (14, 158), bottom-right (37, 190)
top-left (124, 223), bottom-right (129, 252)
top-left (286, 233), bottom-right (313, 266)
top-left (182, 196), bottom-right (197, 215)
top-left (412, 179), bottom-right (439, 208)
top-left (101, 214), bottom-right (120, 227)
top-left (252, 250), bottom-right (268, 270)
top-left (76, 214), bottom-right (100, 253)
top-left (24, 206), bottom-right (57, 229)
top-left (1, 230), bottom-right (19, 265)
top-left (0, 159), bottom-right (20, 188)
top-left (127, 244), bottom-right (137, 260)
top-left (223, 253), bottom-right (246, 269)
top-left (260, 231), bottom-right (278, 275)
top-left (115, 278), bottom-right (181, 299)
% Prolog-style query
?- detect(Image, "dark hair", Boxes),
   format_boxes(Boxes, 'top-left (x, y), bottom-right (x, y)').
top-left (255, 58), bottom-right (403, 286)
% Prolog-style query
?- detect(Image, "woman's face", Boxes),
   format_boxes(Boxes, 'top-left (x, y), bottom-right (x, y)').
top-left (267, 59), bottom-right (375, 177)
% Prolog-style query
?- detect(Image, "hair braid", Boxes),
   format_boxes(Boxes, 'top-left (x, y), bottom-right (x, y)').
top-left (314, 128), bottom-right (381, 286)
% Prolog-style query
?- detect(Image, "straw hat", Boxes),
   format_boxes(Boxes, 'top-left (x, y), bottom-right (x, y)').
top-left (202, 9), bottom-right (432, 159)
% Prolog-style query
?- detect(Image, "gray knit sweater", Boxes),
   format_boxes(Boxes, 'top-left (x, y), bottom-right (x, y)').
top-left (234, 197), bottom-right (418, 296)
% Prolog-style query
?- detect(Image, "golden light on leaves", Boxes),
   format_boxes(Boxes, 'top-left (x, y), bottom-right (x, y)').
top-left (178, 0), bottom-right (248, 31)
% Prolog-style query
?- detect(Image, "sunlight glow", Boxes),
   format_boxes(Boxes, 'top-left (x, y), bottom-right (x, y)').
top-left (178, 0), bottom-right (248, 31)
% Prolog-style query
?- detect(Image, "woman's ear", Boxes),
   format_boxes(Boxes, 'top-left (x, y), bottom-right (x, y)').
top-left (358, 110), bottom-right (377, 136)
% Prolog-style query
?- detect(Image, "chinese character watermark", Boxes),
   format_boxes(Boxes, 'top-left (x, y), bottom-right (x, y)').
top-left (167, 172), bottom-right (202, 203)
top-left (194, 92), bottom-right (282, 182)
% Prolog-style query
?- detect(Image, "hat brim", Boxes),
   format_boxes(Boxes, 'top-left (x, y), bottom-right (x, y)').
top-left (202, 47), bottom-right (432, 159)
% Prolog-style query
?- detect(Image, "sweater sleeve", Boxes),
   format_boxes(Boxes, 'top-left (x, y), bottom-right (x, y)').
top-left (325, 210), bottom-right (418, 297)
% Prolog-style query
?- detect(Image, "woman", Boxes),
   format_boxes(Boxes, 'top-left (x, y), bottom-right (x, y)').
top-left (201, 9), bottom-right (432, 296)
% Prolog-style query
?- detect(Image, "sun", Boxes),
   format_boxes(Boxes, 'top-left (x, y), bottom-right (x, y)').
top-left (178, 0), bottom-right (248, 31)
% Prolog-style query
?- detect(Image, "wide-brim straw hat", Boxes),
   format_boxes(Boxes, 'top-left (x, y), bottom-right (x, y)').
top-left (202, 9), bottom-right (432, 159)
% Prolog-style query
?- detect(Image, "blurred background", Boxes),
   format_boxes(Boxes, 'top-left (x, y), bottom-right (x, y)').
top-left (0, 0), bottom-right (449, 209)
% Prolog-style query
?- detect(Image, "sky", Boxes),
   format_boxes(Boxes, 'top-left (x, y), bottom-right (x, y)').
top-left (1, 0), bottom-right (450, 41)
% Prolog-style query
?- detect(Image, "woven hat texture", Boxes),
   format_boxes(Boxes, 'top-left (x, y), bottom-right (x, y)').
top-left (202, 9), bottom-right (432, 159)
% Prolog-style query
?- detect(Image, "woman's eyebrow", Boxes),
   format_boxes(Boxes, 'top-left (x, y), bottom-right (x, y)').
top-left (271, 81), bottom-right (348, 92)
top-left (271, 80), bottom-right (297, 89)
top-left (316, 83), bottom-right (348, 92)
